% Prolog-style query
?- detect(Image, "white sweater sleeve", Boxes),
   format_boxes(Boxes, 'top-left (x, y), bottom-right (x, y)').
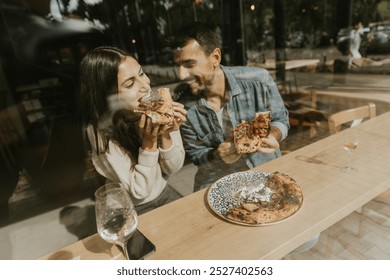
top-left (105, 142), bottom-right (165, 202)
top-left (87, 126), bottom-right (169, 205)
top-left (158, 130), bottom-right (185, 176)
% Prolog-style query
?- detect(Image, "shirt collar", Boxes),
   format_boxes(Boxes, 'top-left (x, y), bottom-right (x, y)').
top-left (220, 65), bottom-right (242, 97)
top-left (196, 65), bottom-right (241, 110)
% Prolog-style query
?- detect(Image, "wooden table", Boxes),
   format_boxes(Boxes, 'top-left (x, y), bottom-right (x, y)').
top-left (248, 59), bottom-right (320, 94)
top-left (249, 59), bottom-right (320, 71)
top-left (39, 112), bottom-right (390, 260)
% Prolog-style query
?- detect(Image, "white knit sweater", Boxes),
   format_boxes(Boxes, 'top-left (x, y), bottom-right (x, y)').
top-left (87, 125), bottom-right (185, 206)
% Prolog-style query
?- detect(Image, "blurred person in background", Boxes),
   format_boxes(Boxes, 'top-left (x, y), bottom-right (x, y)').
top-left (349, 20), bottom-right (364, 60)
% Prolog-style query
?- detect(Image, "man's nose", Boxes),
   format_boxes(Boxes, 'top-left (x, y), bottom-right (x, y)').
top-left (178, 66), bottom-right (189, 80)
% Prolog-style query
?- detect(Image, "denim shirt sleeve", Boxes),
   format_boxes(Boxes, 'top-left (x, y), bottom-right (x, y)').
top-left (223, 66), bottom-right (290, 141)
top-left (180, 103), bottom-right (225, 169)
top-left (262, 72), bottom-right (290, 140)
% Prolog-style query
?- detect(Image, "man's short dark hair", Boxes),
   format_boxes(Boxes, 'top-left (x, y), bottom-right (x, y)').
top-left (170, 22), bottom-right (222, 56)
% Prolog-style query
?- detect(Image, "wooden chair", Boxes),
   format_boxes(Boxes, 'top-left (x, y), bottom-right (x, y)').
top-left (287, 87), bottom-right (327, 139)
top-left (328, 103), bottom-right (376, 135)
top-left (325, 103), bottom-right (376, 258)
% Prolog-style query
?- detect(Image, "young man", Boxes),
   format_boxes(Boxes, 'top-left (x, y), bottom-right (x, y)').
top-left (350, 20), bottom-right (364, 59)
top-left (172, 23), bottom-right (290, 191)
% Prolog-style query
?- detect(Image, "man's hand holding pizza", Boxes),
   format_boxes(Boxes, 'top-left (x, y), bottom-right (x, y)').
top-left (257, 127), bottom-right (281, 154)
top-left (215, 138), bottom-right (242, 164)
top-left (257, 133), bottom-right (280, 154)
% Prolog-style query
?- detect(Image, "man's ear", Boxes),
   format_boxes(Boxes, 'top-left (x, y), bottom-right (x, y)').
top-left (211, 48), bottom-right (222, 67)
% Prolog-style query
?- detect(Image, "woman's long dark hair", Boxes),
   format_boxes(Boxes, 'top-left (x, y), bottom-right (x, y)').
top-left (78, 46), bottom-right (141, 163)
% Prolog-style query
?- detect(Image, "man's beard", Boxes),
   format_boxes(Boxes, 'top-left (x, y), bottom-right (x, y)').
top-left (187, 70), bottom-right (215, 96)
top-left (187, 77), bottom-right (205, 95)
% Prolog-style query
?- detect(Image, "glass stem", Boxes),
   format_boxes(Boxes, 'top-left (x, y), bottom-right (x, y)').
top-left (347, 151), bottom-right (352, 168)
top-left (120, 243), bottom-right (130, 260)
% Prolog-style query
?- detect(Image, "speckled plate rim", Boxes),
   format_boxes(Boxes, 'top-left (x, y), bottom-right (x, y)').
top-left (206, 170), bottom-right (304, 227)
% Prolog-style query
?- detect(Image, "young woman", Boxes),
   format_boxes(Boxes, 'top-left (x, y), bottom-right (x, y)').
top-left (79, 46), bottom-right (186, 214)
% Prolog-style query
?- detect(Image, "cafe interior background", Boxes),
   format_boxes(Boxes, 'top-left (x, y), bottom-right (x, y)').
top-left (0, 0), bottom-right (389, 259)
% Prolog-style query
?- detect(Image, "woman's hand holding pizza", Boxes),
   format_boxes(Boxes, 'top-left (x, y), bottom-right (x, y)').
top-left (141, 101), bottom-right (186, 150)
top-left (159, 102), bottom-right (187, 135)
top-left (139, 114), bottom-right (159, 151)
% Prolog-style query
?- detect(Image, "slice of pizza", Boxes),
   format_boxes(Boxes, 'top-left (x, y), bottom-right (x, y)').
top-left (233, 111), bottom-right (271, 154)
top-left (135, 87), bottom-right (174, 125)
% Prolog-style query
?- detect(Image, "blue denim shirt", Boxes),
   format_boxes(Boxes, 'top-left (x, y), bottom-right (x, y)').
top-left (180, 65), bottom-right (290, 189)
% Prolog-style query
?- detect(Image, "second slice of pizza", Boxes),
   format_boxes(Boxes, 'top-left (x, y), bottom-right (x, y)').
top-left (233, 111), bottom-right (271, 154)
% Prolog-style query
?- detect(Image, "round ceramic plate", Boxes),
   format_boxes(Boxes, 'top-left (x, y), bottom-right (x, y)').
top-left (207, 170), bottom-right (303, 226)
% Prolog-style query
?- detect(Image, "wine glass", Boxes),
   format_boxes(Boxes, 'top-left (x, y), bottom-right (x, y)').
top-left (95, 182), bottom-right (138, 259)
top-left (341, 129), bottom-right (359, 173)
